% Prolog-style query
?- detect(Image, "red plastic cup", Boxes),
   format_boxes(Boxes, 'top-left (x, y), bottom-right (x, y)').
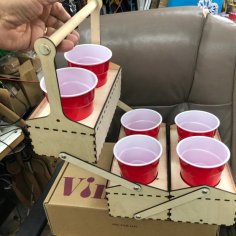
top-left (64, 44), bottom-right (112, 88)
top-left (40, 67), bottom-right (98, 121)
top-left (229, 12), bottom-right (236, 22)
top-left (113, 135), bottom-right (163, 184)
top-left (121, 109), bottom-right (162, 138)
top-left (176, 136), bottom-right (230, 187)
top-left (175, 110), bottom-right (220, 141)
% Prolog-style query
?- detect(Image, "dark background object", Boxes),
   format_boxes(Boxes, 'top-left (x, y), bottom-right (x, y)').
top-left (62, 0), bottom-right (138, 15)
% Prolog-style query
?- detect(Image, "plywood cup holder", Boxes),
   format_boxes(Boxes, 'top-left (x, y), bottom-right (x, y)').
top-left (107, 124), bottom-right (170, 220)
top-left (26, 0), bottom-right (122, 163)
top-left (26, 0), bottom-right (236, 226)
top-left (169, 125), bottom-right (236, 226)
top-left (104, 125), bottom-right (236, 226)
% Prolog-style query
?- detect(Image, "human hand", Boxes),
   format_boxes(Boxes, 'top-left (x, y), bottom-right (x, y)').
top-left (0, 0), bottom-right (80, 52)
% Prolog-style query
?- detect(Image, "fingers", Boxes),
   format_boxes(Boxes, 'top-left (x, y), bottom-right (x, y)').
top-left (51, 2), bottom-right (71, 23)
top-left (66, 33), bottom-right (80, 46)
top-left (41, 1), bottom-right (80, 52)
top-left (40, 5), bottom-right (52, 22)
top-left (57, 39), bottom-right (75, 52)
top-left (45, 15), bottom-right (60, 28)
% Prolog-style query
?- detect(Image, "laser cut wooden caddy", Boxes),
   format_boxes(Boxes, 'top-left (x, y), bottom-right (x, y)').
top-left (26, 1), bottom-right (236, 228)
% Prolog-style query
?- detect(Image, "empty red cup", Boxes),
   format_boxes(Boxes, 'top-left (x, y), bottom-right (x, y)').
top-left (113, 135), bottom-right (163, 184)
top-left (121, 109), bottom-right (162, 138)
top-left (64, 44), bottom-right (112, 88)
top-left (176, 136), bottom-right (230, 187)
top-left (175, 110), bottom-right (220, 141)
top-left (40, 68), bottom-right (98, 121)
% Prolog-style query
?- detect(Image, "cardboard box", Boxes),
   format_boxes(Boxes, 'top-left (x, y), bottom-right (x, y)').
top-left (18, 60), bottom-right (44, 108)
top-left (0, 83), bottom-right (30, 117)
top-left (9, 83), bottom-right (30, 116)
top-left (44, 143), bottom-right (218, 236)
top-left (16, 51), bottom-right (42, 73)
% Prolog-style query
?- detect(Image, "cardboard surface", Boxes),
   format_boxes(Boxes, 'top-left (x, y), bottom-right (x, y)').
top-left (0, 82), bottom-right (30, 117)
top-left (44, 143), bottom-right (218, 236)
top-left (18, 60), bottom-right (44, 107)
top-left (0, 75), bottom-right (29, 116)
top-left (9, 85), bottom-right (29, 116)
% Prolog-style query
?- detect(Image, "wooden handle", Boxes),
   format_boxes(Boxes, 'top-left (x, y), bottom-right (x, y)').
top-left (34, 38), bottom-right (66, 119)
top-left (49, 0), bottom-right (99, 46)
top-left (89, 0), bottom-right (102, 44)
top-left (117, 100), bottom-right (133, 112)
top-left (59, 152), bottom-right (142, 192)
top-left (133, 187), bottom-right (210, 219)
top-left (33, 0), bottom-right (102, 120)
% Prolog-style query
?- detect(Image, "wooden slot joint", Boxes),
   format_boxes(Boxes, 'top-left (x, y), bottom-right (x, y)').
top-left (133, 187), bottom-right (211, 220)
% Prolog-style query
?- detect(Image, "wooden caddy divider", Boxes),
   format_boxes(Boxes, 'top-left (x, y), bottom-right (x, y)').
top-left (26, 0), bottom-right (236, 228)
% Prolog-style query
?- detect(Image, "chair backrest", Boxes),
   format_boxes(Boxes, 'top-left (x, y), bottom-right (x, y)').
top-left (57, 6), bottom-right (236, 179)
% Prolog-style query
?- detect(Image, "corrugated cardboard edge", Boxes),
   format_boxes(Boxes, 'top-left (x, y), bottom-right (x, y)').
top-left (44, 162), bottom-right (69, 235)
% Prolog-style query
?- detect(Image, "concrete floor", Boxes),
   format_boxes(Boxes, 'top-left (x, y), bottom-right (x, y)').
top-left (0, 204), bottom-right (27, 236)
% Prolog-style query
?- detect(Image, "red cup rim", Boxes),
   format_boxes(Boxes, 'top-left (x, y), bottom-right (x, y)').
top-left (64, 44), bottom-right (112, 66)
top-left (121, 109), bottom-right (162, 132)
top-left (113, 134), bottom-right (163, 167)
top-left (176, 136), bottom-right (230, 169)
top-left (174, 110), bottom-right (220, 133)
top-left (40, 67), bottom-right (98, 98)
